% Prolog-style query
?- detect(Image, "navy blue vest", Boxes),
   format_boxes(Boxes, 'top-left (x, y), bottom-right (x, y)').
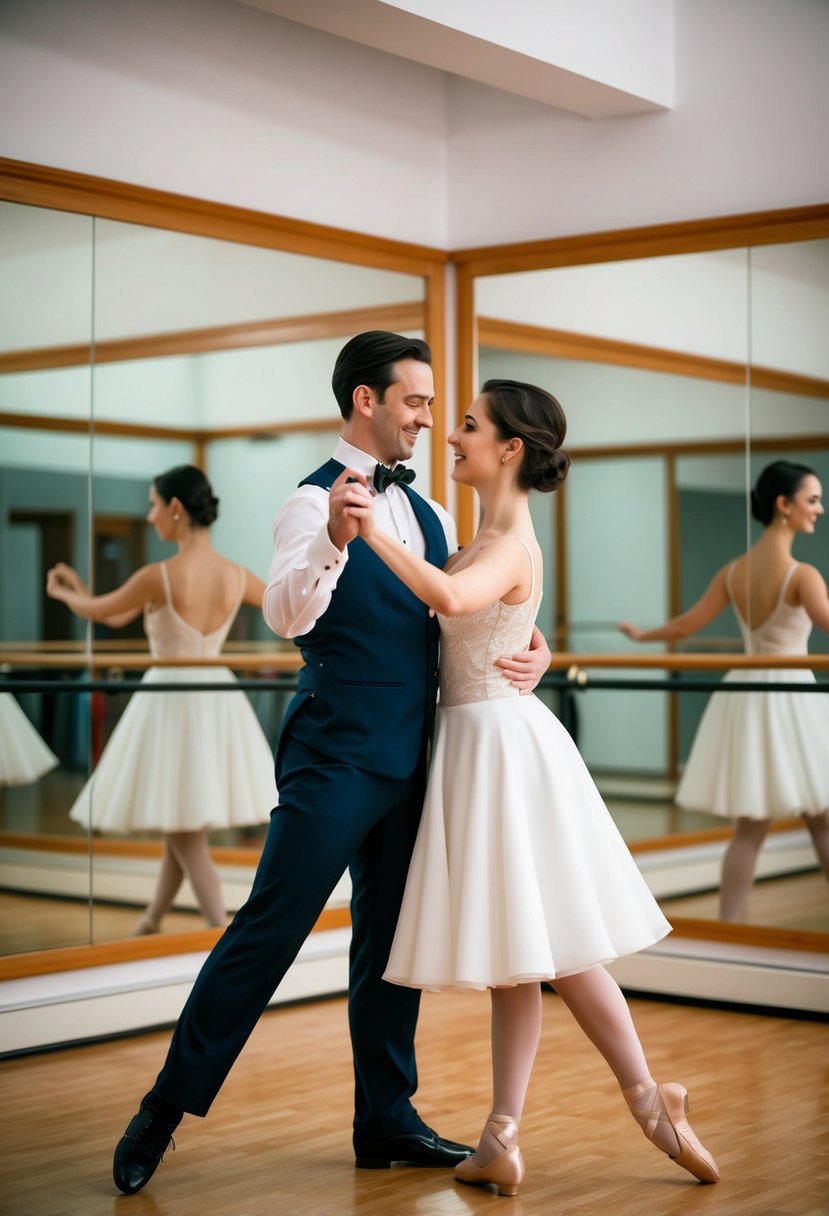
top-left (277, 458), bottom-right (449, 779)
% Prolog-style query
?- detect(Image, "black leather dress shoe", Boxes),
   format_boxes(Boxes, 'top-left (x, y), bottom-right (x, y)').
top-left (113, 1094), bottom-right (181, 1195)
top-left (353, 1126), bottom-right (475, 1169)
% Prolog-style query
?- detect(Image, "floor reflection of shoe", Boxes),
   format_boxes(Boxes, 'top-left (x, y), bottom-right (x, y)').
top-left (454, 1115), bottom-right (525, 1197)
top-left (624, 1081), bottom-right (720, 1184)
top-left (112, 1093), bottom-right (181, 1195)
top-left (132, 913), bottom-right (161, 936)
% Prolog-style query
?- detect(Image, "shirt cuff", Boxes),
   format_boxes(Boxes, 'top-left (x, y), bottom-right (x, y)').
top-left (306, 524), bottom-right (348, 581)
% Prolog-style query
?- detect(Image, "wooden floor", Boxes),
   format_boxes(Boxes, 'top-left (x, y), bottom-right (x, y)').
top-left (1, 991), bottom-right (827, 1215)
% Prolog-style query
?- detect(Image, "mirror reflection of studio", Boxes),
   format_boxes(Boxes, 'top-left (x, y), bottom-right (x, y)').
top-left (1, 3), bottom-right (827, 1213)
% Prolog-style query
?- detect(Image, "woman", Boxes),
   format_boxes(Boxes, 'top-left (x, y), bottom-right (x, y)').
top-left (46, 465), bottom-right (277, 933)
top-left (343, 381), bottom-right (719, 1196)
top-left (620, 460), bottom-right (829, 922)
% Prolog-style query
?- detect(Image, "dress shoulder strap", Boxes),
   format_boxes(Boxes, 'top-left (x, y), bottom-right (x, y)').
top-left (506, 535), bottom-right (537, 603)
top-left (159, 561), bottom-right (173, 606)
top-left (778, 562), bottom-right (799, 603)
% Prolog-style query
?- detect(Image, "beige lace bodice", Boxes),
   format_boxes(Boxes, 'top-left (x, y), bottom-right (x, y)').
top-left (727, 561), bottom-right (812, 657)
top-left (143, 562), bottom-right (244, 659)
top-left (438, 536), bottom-right (540, 708)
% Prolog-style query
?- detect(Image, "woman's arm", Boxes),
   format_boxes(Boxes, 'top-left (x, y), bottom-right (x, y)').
top-left (241, 568), bottom-right (266, 609)
top-left (795, 564), bottom-right (829, 633)
top-left (47, 562), bottom-right (160, 625)
top-left (619, 566), bottom-right (730, 643)
top-left (342, 474), bottom-right (524, 615)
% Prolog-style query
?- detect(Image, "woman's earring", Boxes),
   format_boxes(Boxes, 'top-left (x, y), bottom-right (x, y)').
top-left (174, 512), bottom-right (180, 521)
top-left (501, 456), bottom-right (507, 465)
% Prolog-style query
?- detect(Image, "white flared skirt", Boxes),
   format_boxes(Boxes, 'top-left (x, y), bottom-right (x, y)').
top-left (384, 694), bottom-right (670, 991)
top-left (676, 668), bottom-right (829, 821)
top-left (68, 667), bottom-right (277, 832)
top-left (0, 693), bottom-right (59, 787)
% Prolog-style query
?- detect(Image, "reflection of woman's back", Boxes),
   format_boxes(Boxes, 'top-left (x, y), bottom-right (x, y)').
top-left (145, 562), bottom-right (242, 659)
top-left (677, 556), bottom-right (828, 825)
top-left (728, 559), bottom-right (811, 655)
top-left (620, 459), bottom-right (829, 922)
top-left (69, 558), bottom-right (276, 837)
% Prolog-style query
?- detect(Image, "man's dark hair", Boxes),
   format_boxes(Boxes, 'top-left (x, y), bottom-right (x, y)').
top-left (332, 331), bottom-right (432, 419)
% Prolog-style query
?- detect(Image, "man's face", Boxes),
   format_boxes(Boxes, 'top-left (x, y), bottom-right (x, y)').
top-left (368, 358), bottom-right (434, 464)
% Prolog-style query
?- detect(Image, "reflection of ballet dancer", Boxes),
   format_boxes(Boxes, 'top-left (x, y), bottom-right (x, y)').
top-left (346, 379), bottom-right (718, 1197)
top-left (0, 693), bottom-right (58, 788)
top-left (621, 460), bottom-right (829, 922)
top-left (46, 465), bottom-right (276, 934)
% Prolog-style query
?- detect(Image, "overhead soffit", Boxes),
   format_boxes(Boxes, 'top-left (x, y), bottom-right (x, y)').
top-left (237, 0), bottom-right (674, 120)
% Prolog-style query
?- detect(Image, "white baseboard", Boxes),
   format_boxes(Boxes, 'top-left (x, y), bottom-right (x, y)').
top-left (0, 928), bottom-right (351, 1056)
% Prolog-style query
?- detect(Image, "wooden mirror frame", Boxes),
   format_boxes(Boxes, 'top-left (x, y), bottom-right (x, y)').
top-left (0, 157), bottom-right (449, 979)
top-left (452, 202), bottom-right (829, 959)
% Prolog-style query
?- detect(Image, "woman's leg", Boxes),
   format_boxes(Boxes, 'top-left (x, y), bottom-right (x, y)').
top-left (719, 817), bottom-right (770, 921)
top-left (551, 966), bottom-right (718, 1182)
top-left (803, 811), bottom-right (829, 880)
top-left (134, 840), bottom-right (184, 934)
top-left (455, 983), bottom-right (540, 1196)
top-left (167, 830), bottom-right (228, 928)
top-left (551, 966), bottom-right (651, 1090)
top-left (470, 982), bottom-right (542, 1164)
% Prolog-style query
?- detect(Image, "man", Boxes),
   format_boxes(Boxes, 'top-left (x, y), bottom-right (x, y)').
top-left (113, 331), bottom-right (550, 1195)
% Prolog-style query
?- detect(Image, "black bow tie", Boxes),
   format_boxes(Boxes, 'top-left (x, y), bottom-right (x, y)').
top-left (373, 463), bottom-right (416, 494)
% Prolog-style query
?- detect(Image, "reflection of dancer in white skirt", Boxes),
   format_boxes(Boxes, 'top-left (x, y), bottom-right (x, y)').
top-left (343, 380), bottom-right (719, 1196)
top-left (46, 465), bottom-right (276, 933)
top-left (621, 460), bottom-right (829, 921)
top-left (0, 693), bottom-right (58, 787)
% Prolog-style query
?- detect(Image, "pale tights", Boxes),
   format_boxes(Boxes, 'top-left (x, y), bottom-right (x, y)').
top-left (477, 966), bottom-right (682, 1163)
top-left (140, 830), bottom-right (227, 930)
top-left (719, 811), bottom-right (829, 922)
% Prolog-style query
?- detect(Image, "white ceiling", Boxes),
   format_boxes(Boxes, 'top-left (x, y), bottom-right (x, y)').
top-left (237, 0), bottom-right (673, 119)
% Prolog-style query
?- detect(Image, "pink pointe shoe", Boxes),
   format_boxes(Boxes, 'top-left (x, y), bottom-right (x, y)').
top-left (623, 1081), bottom-right (720, 1184)
top-left (454, 1115), bottom-right (525, 1198)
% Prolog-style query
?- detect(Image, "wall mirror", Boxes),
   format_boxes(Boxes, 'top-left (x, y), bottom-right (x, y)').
top-left (0, 161), bottom-right (446, 968)
top-left (458, 214), bottom-right (829, 942)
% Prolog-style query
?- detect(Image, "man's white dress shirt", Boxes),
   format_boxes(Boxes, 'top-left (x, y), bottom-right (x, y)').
top-left (263, 438), bottom-right (457, 639)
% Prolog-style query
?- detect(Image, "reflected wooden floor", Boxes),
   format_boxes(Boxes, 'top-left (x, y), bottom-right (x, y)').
top-left (2, 991), bottom-right (828, 1215)
top-left (3, 868), bottom-right (827, 957)
top-left (0, 890), bottom-right (204, 954)
top-left (662, 871), bottom-right (829, 934)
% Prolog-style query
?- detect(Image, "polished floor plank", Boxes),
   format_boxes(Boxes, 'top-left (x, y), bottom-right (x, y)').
top-left (1, 990), bottom-right (827, 1215)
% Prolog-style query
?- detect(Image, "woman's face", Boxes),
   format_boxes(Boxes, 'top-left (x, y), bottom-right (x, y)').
top-left (783, 474), bottom-right (824, 534)
top-left (147, 484), bottom-right (178, 541)
top-left (447, 395), bottom-right (507, 486)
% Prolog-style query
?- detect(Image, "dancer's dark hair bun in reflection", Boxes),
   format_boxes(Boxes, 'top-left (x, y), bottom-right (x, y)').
top-left (154, 465), bottom-right (219, 527)
top-left (481, 379), bottom-right (570, 493)
top-left (750, 460), bottom-right (816, 526)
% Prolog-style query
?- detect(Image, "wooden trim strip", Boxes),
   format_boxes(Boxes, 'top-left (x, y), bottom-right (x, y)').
top-left (565, 434), bottom-right (829, 461)
top-left (0, 411), bottom-right (339, 442)
top-left (452, 202), bottom-right (829, 275)
top-left (1, 649), bottom-right (827, 672)
top-left (546, 652), bottom-right (829, 671)
top-left (0, 832), bottom-right (263, 866)
top-left (664, 916), bottom-right (829, 955)
top-left (0, 905), bottom-right (352, 981)
top-left (478, 317), bottom-right (829, 400)
top-left (629, 818), bottom-right (804, 854)
top-left (424, 261), bottom-right (448, 507)
top-left (0, 157), bottom-right (447, 275)
top-left (0, 302), bottom-right (425, 374)
top-left (455, 263), bottom-right (477, 544)
top-left (0, 412), bottom-right (197, 441)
